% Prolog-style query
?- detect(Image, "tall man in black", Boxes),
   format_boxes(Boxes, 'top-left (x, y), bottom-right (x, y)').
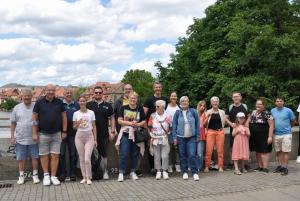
top-left (143, 83), bottom-right (168, 174)
top-left (87, 86), bottom-right (116, 180)
top-left (225, 92), bottom-right (248, 169)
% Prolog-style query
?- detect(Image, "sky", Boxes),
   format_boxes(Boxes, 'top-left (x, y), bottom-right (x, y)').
top-left (0, 0), bottom-right (216, 86)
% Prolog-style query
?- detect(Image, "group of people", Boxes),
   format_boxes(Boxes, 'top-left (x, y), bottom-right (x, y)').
top-left (10, 83), bottom-right (300, 186)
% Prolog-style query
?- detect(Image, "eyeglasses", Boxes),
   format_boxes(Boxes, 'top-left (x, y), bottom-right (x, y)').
top-left (94, 92), bottom-right (103, 94)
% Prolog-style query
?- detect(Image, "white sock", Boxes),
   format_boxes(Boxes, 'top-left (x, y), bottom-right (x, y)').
top-left (44, 172), bottom-right (49, 177)
top-left (33, 170), bottom-right (38, 176)
top-left (19, 171), bottom-right (24, 177)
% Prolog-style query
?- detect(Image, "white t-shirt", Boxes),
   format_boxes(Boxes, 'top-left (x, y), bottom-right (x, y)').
top-left (297, 104), bottom-right (300, 113)
top-left (73, 109), bottom-right (95, 132)
top-left (182, 110), bottom-right (192, 137)
top-left (166, 104), bottom-right (180, 121)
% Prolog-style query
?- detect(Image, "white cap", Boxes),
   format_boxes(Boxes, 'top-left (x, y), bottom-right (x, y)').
top-left (236, 112), bottom-right (245, 118)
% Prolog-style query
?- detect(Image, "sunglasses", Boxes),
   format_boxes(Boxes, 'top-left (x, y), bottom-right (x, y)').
top-left (94, 92), bottom-right (103, 94)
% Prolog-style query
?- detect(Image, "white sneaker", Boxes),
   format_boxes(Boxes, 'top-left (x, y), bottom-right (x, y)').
top-left (86, 179), bottom-right (92, 185)
top-left (183, 173), bottom-right (188, 180)
top-left (43, 175), bottom-right (51, 186)
top-left (156, 171), bottom-right (162, 180)
top-left (297, 156), bottom-right (300, 164)
top-left (17, 176), bottom-right (25, 185)
top-left (118, 173), bottom-right (124, 182)
top-left (103, 171), bottom-right (109, 180)
top-left (168, 166), bottom-right (173, 173)
top-left (175, 165), bottom-right (181, 173)
top-left (163, 171), bottom-right (169, 180)
top-left (193, 174), bottom-right (199, 181)
top-left (130, 172), bottom-right (139, 180)
top-left (80, 179), bottom-right (86, 184)
top-left (32, 175), bottom-right (40, 184)
top-left (50, 176), bottom-right (61, 186)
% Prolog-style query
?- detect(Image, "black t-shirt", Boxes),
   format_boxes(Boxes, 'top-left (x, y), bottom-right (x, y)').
top-left (208, 113), bottom-right (222, 130)
top-left (143, 95), bottom-right (168, 120)
top-left (225, 104), bottom-right (248, 122)
top-left (33, 97), bottom-right (66, 134)
top-left (120, 105), bottom-right (146, 123)
top-left (86, 101), bottom-right (114, 137)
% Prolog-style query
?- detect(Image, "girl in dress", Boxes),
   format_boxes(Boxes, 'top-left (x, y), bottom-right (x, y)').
top-left (232, 112), bottom-right (250, 175)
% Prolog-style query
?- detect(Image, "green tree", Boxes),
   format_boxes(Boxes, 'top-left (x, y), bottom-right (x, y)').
top-left (73, 87), bottom-right (87, 100)
top-left (158, 0), bottom-right (300, 109)
top-left (0, 98), bottom-right (18, 111)
top-left (121, 69), bottom-right (155, 103)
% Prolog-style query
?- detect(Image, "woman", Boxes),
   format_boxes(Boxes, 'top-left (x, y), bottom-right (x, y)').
top-left (196, 100), bottom-right (207, 171)
top-left (172, 96), bottom-right (200, 181)
top-left (116, 92), bottom-right (146, 182)
top-left (165, 92), bottom-right (181, 173)
top-left (204, 96), bottom-right (226, 173)
top-left (148, 100), bottom-right (172, 180)
top-left (247, 99), bottom-right (274, 173)
top-left (73, 96), bottom-right (97, 185)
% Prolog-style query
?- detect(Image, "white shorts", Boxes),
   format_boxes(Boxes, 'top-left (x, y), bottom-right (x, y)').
top-left (274, 134), bottom-right (292, 152)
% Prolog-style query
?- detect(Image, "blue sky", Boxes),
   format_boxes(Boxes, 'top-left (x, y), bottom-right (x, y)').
top-left (0, 0), bottom-right (216, 86)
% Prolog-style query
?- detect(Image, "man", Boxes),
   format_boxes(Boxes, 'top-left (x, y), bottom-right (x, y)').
top-left (10, 89), bottom-right (40, 185)
top-left (143, 83), bottom-right (168, 173)
top-left (271, 97), bottom-right (296, 175)
top-left (114, 84), bottom-right (134, 133)
top-left (32, 84), bottom-right (67, 186)
top-left (225, 92), bottom-right (248, 169)
top-left (59, 89), bottom-right (79, 182)
top-left (87, 86), bottom-right (115, 180)
top-left (297, 103), bottom-right (300, 163)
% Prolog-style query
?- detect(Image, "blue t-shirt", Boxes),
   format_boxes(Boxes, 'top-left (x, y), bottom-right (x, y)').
top-left (271, 107), bottom-right (295, 135)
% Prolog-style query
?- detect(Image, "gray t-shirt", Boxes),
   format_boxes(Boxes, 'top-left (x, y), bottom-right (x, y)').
top-left (10, 102), bottom-right (36, 145)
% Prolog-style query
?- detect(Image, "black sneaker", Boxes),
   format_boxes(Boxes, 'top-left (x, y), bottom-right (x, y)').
top-left (273, 166), bottom-right (283, 173)
top-left (59, 174), bottom-right (66, 182)
top-left (244, 164), bottom-right (251, 171)
top-left (135, 170), bottom-right (143, 177)
top-left (254, 167), bottom-right (263, 172)
top-left (261, 168), bottom-right (269, 173)
top-left (70, 175), bottom-right (77, 181)
top-left (280, 168), bottom-right (288, 176)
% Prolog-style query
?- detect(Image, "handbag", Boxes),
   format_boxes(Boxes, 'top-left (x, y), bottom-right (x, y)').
top-left (133, 106), bottom-right (150, 143)
top-left (134, 127), bottom-right (150, 143)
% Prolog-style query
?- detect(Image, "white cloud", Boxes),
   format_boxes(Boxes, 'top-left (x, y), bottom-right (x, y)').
top-left (0, 0), bottom-right (216, 86)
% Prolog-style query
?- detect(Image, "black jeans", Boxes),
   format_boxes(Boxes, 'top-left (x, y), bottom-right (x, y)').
top-left (59, 135), bottom-right (78, 177)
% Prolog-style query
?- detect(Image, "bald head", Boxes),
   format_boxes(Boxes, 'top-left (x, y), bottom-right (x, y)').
top-left (45, 84), bottom-right (56, 100)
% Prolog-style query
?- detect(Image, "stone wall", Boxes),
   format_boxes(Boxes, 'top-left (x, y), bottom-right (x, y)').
top-left (0, 127), bottom-right (299, 180)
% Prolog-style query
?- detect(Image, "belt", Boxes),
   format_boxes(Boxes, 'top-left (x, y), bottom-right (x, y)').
top-left (208, 128), bottom-right (223, 131)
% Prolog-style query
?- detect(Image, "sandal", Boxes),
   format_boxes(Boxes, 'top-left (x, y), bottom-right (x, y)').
top-left (234, 170), bottom-right (242, 175)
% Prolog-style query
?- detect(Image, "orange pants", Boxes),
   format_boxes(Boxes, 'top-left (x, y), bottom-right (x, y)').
top-left (205, 129), bottom-right (225, 169)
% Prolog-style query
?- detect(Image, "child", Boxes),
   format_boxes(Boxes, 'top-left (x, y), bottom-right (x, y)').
top-left (196, 101), bottom-right (207, 171)
top-left (232, 112), bottom-right (250, 175)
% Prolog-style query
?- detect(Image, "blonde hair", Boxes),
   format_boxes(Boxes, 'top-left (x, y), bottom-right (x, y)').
top-left (210, 96), bottom-right (219, 103)
top-left (129, 91), bottom-right (139, 98)
top-left (197, 100), bottom-right (206, 112)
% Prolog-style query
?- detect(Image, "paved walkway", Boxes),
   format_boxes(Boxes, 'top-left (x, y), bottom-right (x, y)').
top-left (0, 161), bottom-right (300, 201)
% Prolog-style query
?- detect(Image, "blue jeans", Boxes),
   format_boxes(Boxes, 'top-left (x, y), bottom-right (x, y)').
top-left (59, 135), bottom-right (78, 176)
top-left (119, 134), bottom-right (140, 174)
top-left (196, 141), bottom-right (205, 170)
top-left (177, 136), bottom-right (198, 174)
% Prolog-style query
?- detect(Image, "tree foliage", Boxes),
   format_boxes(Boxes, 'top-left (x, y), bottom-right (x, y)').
top-left (122, 69), bottom-right (155, 103)
top-left (158, 0), bottom-right (300, 110)
top-left (0, 98), bottom-right (18, 111)
top-left (73, 87), bottom-right (87, 101)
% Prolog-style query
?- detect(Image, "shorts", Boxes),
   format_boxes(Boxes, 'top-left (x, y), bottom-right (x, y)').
top-left (274, 134), bottom-right (292, 153)
top-left (39, 132), bottom-right (62, 155)
top-left (97, 136), bottom-right (109, 158)
top-left (15, 143), bottom-right (39, 161)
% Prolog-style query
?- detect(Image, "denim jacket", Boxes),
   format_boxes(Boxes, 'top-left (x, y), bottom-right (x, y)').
top-left (172, 108), bottom-right (200, 140)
